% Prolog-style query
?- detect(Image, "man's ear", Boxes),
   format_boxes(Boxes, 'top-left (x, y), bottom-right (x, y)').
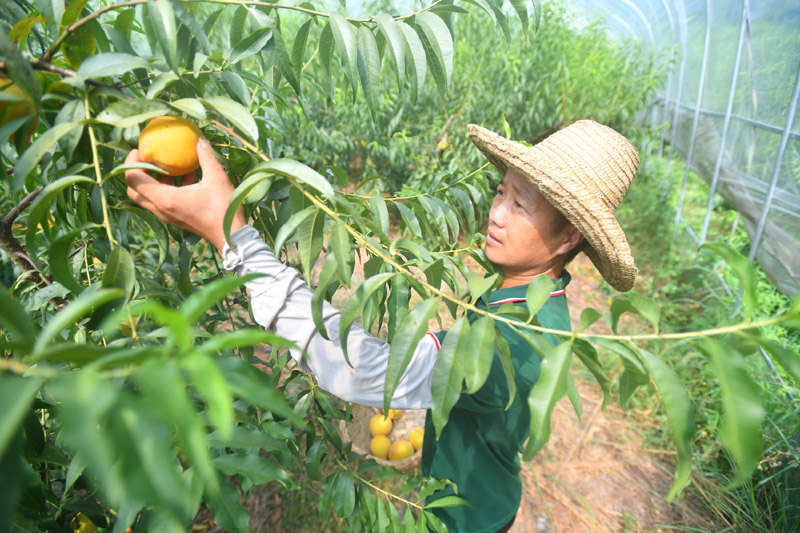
top-left (555, 225), bottom-right (584, 256)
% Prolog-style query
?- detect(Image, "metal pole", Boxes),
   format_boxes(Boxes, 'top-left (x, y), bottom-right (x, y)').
top-left (674, 0), bottom-right (713, 230)
top-left (664, 0), bottom-right (689, 183)
top-left (658, 0), bottom-right (677, 159)
top-left (699, 0), bottom-right (750, 244)
top-left (748, 62), bottom-right (800, 262)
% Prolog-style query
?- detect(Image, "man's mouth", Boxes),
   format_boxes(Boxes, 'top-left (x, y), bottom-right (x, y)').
top-left (486, 231), bottom-right (502, 246)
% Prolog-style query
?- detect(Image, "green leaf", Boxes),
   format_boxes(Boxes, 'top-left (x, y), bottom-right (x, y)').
top-left (356, 26), bottom-right (380, 118)
top-left (312, 255), bottom-right (338, 340)
top-left (207, 426), bottom-right (285, 452)
top-left (700, 338), bottom-right (764, 486)
top-left (466, 270), bottom-right (497, 304)
top-left (397, 21), bottom-right (426, 100)
top-left (228, 26), bottom-right (272, 64)
top-left (203, 96), bottom-right (258, 141)
top-left (328, 14), bottom-right (359, 98)
top-left (305, 440), bottom-right (325, 482)
top-left (388, 275), bottom-right (410, 342)
top-left (55, 98), bottom-right (86, 159)
top-left (701, 242), bottom-right (757, 319)
top-left (147, 0), bottom-right (179, 73)
top-left (523, 340), bottom-right (573, 460)
top-left (330, 220), bottom-right (353, 284)
top-left (218, 357), bottom-right (300, 425)
top-left (0, 375), bottom-right (41, 458)
top-left (415, 12), bottom-right (453, 97)
top-left (32, 288), bottom-right (124, 356)
top-left (76, 52), bottom-right (149, 79)
top-left (340, 272), bottom-right (396, 366)
top-left (169, 97), bottom-right (207, 120)
top-left (101, 245), bottom-right (135, 300)
top-left (180, 273), bottom-right (263, 324)
top-left (206, 474), bottom-right (249, 533)
top-left (525, 274), bottom-right (554, 322)
top-left (273, 27), bottom-right (301, 96)
top-left (369, 192), bottom-right (390, 237)
top-left (637, 347), bottom-right (694, 500)
top-left (431, 317), bottom-right (468, 438)
top-left (424, 495), bottom-right (470, 509)
top-left (577, 308), bottom-right (602, 333)
top-left (291, 19), bottom-right (312, 80)
top-left (463, 316), bottom-right (496, 394)
top-left (593, 338), bottom-right (649, 410)
top-left (49, 224), bottom-right (99, 294)
top-left (395, 202), bottom-right (421, 236)
top-left (95, 98), bottom-right (169, 127)
top-left (495, 333), bottom-right (516, 409)
top-left (26, 175), bottom-right (93, 258)
top-left (182, 353), bottom-right (233, 440)
top-left (136, 360), bottom-right (218, 495)
top-left (297, 208), bottom-right (325, 278)
top-left (271, 205), bottom-right (315, 254)
top-left (0, 285), bottom-right (37, 342)
top-left (213, 453), bottom-right (288, 486)
top-left (565, 374), bottom-right (582, 422)
top-left (373, 14), bottom-right (405, 88)
top-left (760, 340), bottom-right (800, 385)
top-left (384, 297), bottom-right (440, 412)
top-left (608, 297), bottom-right (636, 334)
top-left (199, 329), bottom-right (292, 357)
top-left (172, 1), bottom-right (211, 55)
top-left (628, 294), bottom-right (660, 334)
top-left (532, 0), bottom-right (542, 32)
top-left (318, 22), bottom-right (335, 98)
top-left (0, 26), bottom-right (40, 101)
top-left (572, 339), bottom-right (610, 407)
top-left (333, 470), bottom-right (356, 519)
top-left (509, 0), bottom-right (529, 35)
top-left (14, 124), bottom-right (83, 191)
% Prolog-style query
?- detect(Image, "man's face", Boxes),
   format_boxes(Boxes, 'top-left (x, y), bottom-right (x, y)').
top-left (484, 169), bottom-right (579, 279)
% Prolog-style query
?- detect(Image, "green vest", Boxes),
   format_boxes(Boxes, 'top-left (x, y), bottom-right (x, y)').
top-left (421, 272), bottom-right (572, 532)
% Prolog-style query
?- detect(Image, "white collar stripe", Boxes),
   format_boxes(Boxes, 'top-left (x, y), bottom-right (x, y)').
top-left (490, 290), bottom-right (565, 306)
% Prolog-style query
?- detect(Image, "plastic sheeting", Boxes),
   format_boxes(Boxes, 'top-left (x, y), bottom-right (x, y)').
top-left (568, 0), bottom-right (800, 298)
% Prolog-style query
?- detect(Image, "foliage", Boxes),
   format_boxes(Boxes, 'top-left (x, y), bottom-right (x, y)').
top-left (0, 1), bottom-right (798, 532)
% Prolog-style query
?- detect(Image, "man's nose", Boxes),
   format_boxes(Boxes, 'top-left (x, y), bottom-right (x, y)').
top-left (489, 201), bottom-right (506, 227)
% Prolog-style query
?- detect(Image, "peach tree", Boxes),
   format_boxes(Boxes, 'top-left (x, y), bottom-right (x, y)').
top-left (1, 0), bottom-right (798, 532)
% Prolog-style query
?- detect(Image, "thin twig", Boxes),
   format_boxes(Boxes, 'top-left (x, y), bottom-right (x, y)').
top-left (3, 186), bottom-right (42, 225)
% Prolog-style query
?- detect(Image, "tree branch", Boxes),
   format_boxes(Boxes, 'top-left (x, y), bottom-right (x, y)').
top-left (3, 186), bottom-right (42, 226)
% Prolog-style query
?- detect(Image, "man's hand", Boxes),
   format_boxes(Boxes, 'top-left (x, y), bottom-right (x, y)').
top-left (125, 137), bottom-right (246, 252)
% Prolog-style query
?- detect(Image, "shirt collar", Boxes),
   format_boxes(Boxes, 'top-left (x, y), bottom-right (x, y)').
top-left (482, 270), bottom-right (572, 306)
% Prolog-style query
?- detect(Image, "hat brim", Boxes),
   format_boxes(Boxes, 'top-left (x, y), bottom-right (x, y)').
top-left (469, 123), bottom-right (636, 292)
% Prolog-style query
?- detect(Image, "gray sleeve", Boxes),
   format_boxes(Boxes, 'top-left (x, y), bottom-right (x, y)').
top-left (221, 225), bottom-right (439, 409)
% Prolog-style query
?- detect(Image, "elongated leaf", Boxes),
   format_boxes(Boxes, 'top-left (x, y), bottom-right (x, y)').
top-left (384, 297), bottom-right (440, 411)
top-left (199, 329), bottom-right (292, 356)
top-left (463, 316), bottom-right (496, 394)
top-left (228, 26), bottom-right (272, 64)
top-left (96, 98), bottom-right (168, 127)
top-left (206, 474), bottom-right (249, 533)
top-left (415, 12), bottom-right (453, 97)
top-left (32, 288), bottom-right (124, 355)
top-left (628, 294), bottom-right (660, 334)
top-left (76, 52), bottom-right (149, 79)
top-left (55, 98), bottom-right (85, 159)
top-left (273, 27), bottom-right (300, 96)
top-left (523, 340), bottom-right (573, 460)
top-left (578, 307), bottom-right (602, 333)
top-left (101, 245), bottom-right (135, 299)
top-left (425, 495), bottom-right (470, 509)
top-left (136, 360), bottom-right (218, 495)
top-left (395, 202), bottom-right (421, 236)
top-left (49, 224), bottom-right (100, 294)
top-left (217, 357), bottom-right (300, 424)
top-left (207, 426), bottom-right (284, 452)
top-left (700, 338), bottom-right (764, 486)
top-left (180, 273), bottom-right (263, 324)
top-left (328, 15), bottom-right (358, 97)
top-left (760, 340), bottom-right (800, 385)
top-left (0, 285), bottom-right (37, 342)
top-left (369, 192), bottom-right (390, 237)
top-left (169, 97), bottom-right (206, 120)
top-left (147, 0), bottom-right (179, 73)
top-left (318, 22), bottom-right (335, 98)
top-left (431, 317), bottom-right (468, 437)
top-left (172, 1), bottom-right (211, 55)
top-left (340, 272), bottom-right (396, 366)
top-left (509, 0), bottom-right (529, 35)
top-left (297, 208), bottom-right (326, 277)
top-left (333, 470), bottom-right (356, 519)
top-left (271, 206), bottom-right (315, 254)
top-left (356, 26), bottom-right (380, 118)
top-left (312, 255), bottom-right (338, 340)
top-left (330, 220), bottom-right (353, 284)
top-left (26, 175), bottom-right (93, 257)
top-left (701, 242), bottom-right (756, 319)
top-left (291, 19), bottom-right (312, 80)
top-left (373, 14), bottom-right (405, 88)
top-left (572, 339), bottom-right (610, 407)
top-left (397, 21), bottom-right (426, 100)
top-left (593, 337), bottom-right (649, 410)
top-left (0, 26), bottom-right (40, 101)
top-left (565, 374), bottom-right (582, 422)
top-left (495, 333), bottom-right (516, 409)
top-left (532, 0), bottom-right (541, 32)
top-left (14, 124), bottom-right (82, 191)
top-left (203, 96), bottom-right (258, 141)
top-left (0, 375), bottom-right (41, 458)
top-left (608, 297), bottom-right (636, 334)
top-left (182, 353), bottom-right (233, 439)
top-left (637, 347), bottom-right (694, 500)
top-left (213, 453), bottom-right (288, 485)
top-left (525, 274), bottom-right (553, 322)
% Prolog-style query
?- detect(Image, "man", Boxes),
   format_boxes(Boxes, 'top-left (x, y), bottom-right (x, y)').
top-left (125, 120), bottom-right (638, 532)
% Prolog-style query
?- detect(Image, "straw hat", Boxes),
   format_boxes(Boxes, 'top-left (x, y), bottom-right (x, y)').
top-left (468, 120), bottom-right (639, 292)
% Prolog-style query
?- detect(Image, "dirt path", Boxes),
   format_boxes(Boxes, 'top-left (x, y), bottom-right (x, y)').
top-left (508, 255), bottom-right (712, 532)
